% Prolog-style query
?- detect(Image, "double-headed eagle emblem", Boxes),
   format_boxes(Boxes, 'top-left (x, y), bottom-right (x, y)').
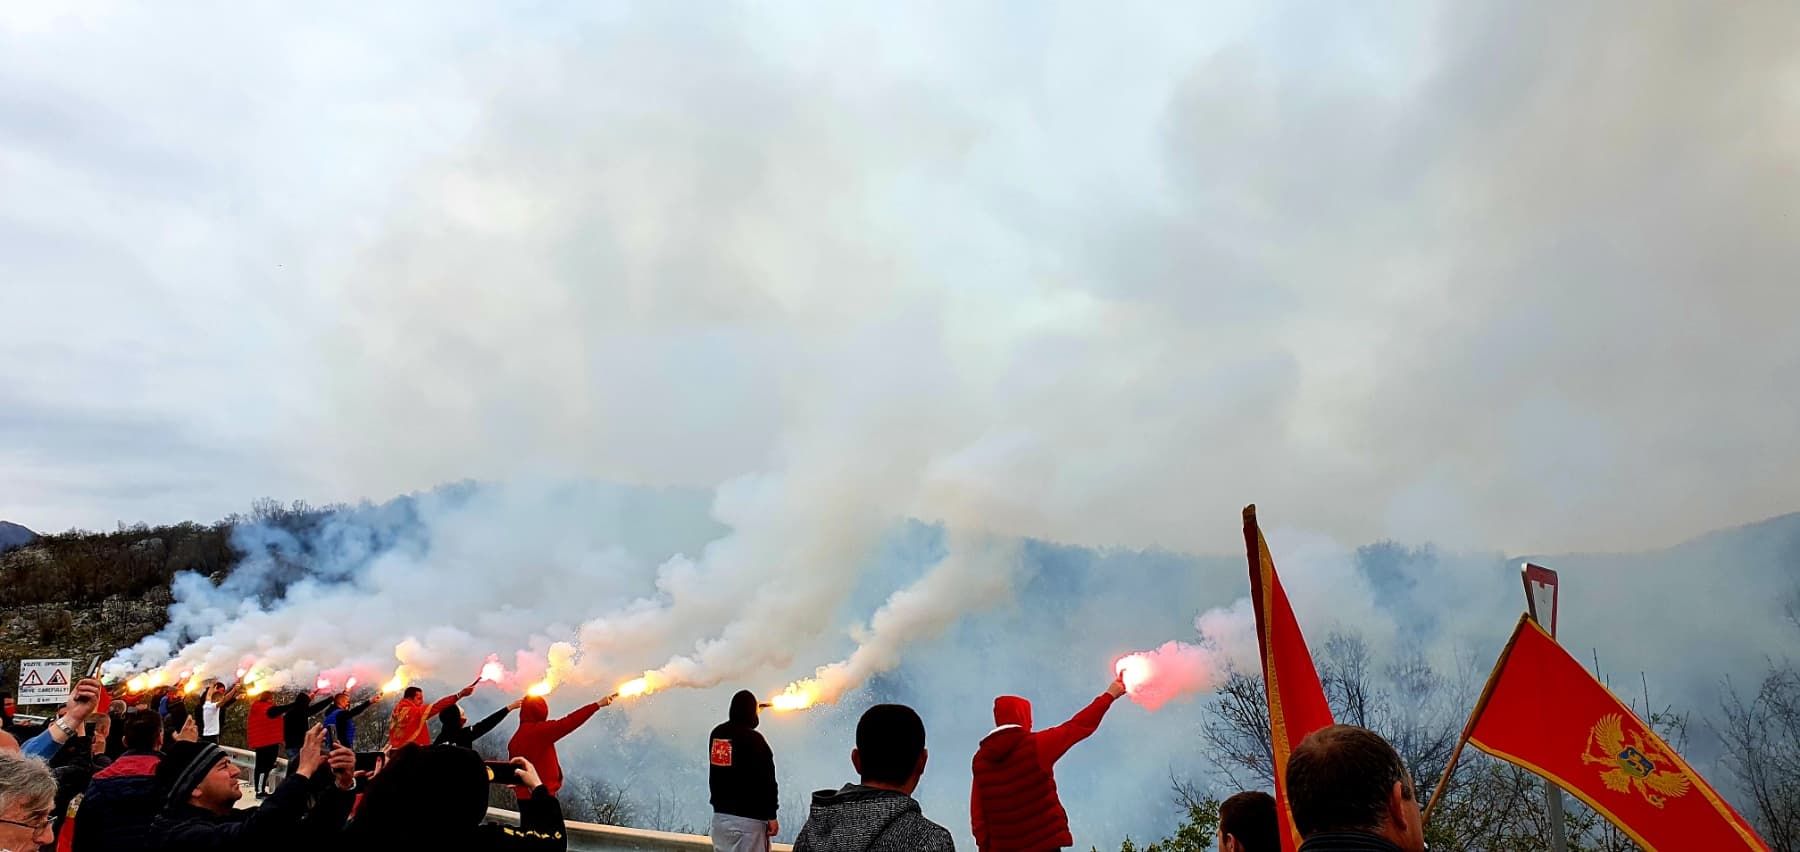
top-left (1581, 714), bottom-right (1691, 808)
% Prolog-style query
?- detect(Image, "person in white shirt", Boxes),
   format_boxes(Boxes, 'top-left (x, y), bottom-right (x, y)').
top-left (198, 682), bottom-right (240, 745)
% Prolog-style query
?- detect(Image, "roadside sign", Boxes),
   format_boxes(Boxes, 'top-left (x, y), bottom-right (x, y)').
top-left (1522, 563), bottom-right (1559, 638)
top-left (18, 659), bottom-right (74, 704)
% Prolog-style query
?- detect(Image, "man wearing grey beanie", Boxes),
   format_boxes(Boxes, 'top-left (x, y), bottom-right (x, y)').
top-left (149, 723), bottom-right (354, 850)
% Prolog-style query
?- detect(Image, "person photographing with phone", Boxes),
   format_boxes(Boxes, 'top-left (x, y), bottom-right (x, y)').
top-left (149, 723), bottom-right (356, 850)
top-left (345, 746), bottom-right (567, 850)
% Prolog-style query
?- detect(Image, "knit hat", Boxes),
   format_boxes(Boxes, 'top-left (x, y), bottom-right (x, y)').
top-left (158, 740), bottom-right (227, 808)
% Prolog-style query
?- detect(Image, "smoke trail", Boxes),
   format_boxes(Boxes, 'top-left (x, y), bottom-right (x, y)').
top-left (770, 532), bottom-right (1023, 707)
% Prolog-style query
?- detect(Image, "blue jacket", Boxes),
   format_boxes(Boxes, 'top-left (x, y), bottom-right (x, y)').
top-left (322, 699), bottom-right (374, 748)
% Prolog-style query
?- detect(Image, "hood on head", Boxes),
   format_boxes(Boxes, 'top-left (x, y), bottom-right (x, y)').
top-left (438, 700), bottom-right (465, 732)
top-left (519, 695), bottom-right (549, 723)
top-left (993, 695), bottom-right (1033, 731)
top-left (729, 690), bottom-right (760, 728)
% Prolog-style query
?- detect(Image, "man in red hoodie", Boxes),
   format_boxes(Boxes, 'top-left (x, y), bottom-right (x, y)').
top-left (971, 674), bottom-right (1127, 851)
top-left (506, 692), bottom-right (613, 799)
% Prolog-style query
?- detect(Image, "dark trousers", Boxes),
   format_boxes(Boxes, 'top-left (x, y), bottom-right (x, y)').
top-left (253, 743), bottom-right (281, 793)
top-left (199, 733), bottom-right (219, 745)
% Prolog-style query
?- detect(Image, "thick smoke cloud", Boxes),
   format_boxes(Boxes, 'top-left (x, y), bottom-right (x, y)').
top-left (7, 0), bottom-right (1800, 846)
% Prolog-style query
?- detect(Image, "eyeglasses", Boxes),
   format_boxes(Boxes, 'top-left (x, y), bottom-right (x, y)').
top-left (0, 813), bottom-right (52, 833)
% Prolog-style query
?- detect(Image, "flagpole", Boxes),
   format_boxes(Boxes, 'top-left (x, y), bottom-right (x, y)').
top-left (1522, 564), bottom-right (1570, 852)
top-left (1423, 613), bottom-right (1532, 825)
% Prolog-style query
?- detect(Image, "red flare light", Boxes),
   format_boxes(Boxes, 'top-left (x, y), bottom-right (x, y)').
top-left (1116, 654), bottom-right (1152, 694)
top-left (480, 659), bottom-right (505, 683)
top-left (316, 676), bottom-right (332, 691)
top-left (346, 676), bottom-right (359, 690)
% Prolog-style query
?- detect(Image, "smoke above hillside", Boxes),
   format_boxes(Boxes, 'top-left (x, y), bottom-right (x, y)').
top-left (8, 0), bottom-right (1800, 845)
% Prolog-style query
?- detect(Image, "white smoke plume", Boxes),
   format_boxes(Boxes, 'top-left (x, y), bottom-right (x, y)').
top-left (771, 532), bottom-right (1023, 707)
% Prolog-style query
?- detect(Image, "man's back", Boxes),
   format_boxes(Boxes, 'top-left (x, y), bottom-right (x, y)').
top-left (709, 715), bottom-right (776, 821)
top-left (73, 752), bottom-right (161, 852)
top-left (793, 784), bottom-right (955, 852)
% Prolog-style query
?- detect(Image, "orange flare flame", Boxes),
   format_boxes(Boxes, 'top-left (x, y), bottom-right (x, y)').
top-left (768, 681), bottom-right (821, 712)
top-left (126, 675), bottom-right (147, 693)
top-left (382, 670), bottom-right (409, 694)
top-left (617, 677), bottom-right (650, 698)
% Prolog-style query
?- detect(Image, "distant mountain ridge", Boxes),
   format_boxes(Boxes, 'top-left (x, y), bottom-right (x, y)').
top-left (0, 520), bottom-right (34, 552)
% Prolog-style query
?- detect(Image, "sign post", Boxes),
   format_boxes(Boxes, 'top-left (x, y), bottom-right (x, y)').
top-left (1522, 564), bottom-right (1568, 852)
top-left (18, 658), bottom-right (74, 705)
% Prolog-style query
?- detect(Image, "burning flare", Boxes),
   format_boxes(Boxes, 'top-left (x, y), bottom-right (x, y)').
top-left (345, 676), bottom-right (359, 691)
top-left (526, 679), bottom-right (555, 698)
top-left (147, 671), bottom-right (167, 689)
top-left (616, 677), bottom-right (650, 698)
top-left (182, 673), bottom-right (204, 695)
top-left (1116, 654), bottom-right (1152, 694)
top-left (767, 680), bottom-right (821, 712)
top-left (382, 668), bottom-right (410, 694)
top-left (316, 676), bottom-right (333, 692)
top-left (479, 658), bottom-right (505, 683)
top-left (126, 675), bottom-right (147, 694)
top-left (246, 681), bottom-right (267, 696)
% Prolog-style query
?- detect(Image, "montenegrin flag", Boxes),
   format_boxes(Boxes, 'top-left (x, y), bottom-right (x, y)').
top-left (1455, 614), bottom-right (1768, 851)
top-left (1243, 505), bottom-right (1335, 852)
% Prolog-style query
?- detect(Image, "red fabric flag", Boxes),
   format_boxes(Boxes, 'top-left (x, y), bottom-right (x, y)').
top-left (1244, 505), bottom-right (1335, 852)
top-left (1458, 614), bottom-right (1767, 851)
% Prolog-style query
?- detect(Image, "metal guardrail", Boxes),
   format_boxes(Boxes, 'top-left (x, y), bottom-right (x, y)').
top-left (215, 745), bottom-right (792, 851)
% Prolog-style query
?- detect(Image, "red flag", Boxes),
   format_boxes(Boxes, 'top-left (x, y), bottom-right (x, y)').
top-left (1244, 505), bottom-right (1335, 852)
top-left (1449, 614), bottom-right (1767, 850)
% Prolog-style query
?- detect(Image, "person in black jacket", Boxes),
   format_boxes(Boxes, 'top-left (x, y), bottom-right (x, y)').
top-left (709, 690), bottom-right (778, 851)
top-left (343, 744), bottom-right (566, 851)
top-left (269, 689), bottom-right (333, 765)
top-left (435, 698), bottom-right (524, 748)
top-left (149, 725), bottom-right (355, 852)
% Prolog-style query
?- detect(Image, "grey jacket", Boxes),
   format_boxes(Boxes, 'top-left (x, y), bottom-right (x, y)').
top-left (792, 784), bottom-right (956, 852)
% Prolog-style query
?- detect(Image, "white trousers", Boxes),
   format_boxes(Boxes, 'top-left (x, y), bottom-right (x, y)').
top-left (711, 812), bottom-right (772, 852)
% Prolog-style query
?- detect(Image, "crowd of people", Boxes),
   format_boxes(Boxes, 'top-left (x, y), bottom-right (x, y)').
top-left (0, 669), bottom-right (1429, 852)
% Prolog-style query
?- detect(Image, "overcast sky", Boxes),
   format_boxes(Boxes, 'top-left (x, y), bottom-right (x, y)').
top-left (3, 1), bottom-right (1796, 554)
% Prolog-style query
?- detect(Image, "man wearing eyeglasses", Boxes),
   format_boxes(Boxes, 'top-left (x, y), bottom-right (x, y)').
top-left (0, 750), bottom-right (57, 852)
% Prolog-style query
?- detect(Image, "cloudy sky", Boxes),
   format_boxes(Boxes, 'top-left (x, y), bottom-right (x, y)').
top-left (3, 1), bottom-right (1797, 555)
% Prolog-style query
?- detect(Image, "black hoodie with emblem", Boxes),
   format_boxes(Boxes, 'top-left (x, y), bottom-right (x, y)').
top-left (708, 690), bottom-right (778, 822)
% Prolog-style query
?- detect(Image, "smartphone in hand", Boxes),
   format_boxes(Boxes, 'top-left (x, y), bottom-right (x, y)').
top-left (484, 761), bottom-right (524, 785)
top-left (323, 727), bottom-right (335, 753)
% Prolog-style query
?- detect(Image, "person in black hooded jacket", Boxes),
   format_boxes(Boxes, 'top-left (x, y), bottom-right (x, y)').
top-left (709, 690), bottom-right (778, 851)
top-left (435, 698), bottom-right (524, 748)
top-left (268, 689), bottom-right (333, 765)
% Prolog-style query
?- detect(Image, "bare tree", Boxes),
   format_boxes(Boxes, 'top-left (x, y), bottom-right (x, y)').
top-left (1717, 668), bottom-right (1800, 851)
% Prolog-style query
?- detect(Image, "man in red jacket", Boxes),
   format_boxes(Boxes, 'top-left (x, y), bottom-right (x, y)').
top-left (507, 692), bottom-right (613, 799)
top-left (971, 675), bottom-right (1127, 851)
top-left (387, 684), bottom-right (473, 750)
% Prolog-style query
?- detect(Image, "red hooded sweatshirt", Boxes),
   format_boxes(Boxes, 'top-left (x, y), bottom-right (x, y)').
top-left (971, 692), bottom-right (1118, 852)
top-left (507, 695), bottom-right (602, 799)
